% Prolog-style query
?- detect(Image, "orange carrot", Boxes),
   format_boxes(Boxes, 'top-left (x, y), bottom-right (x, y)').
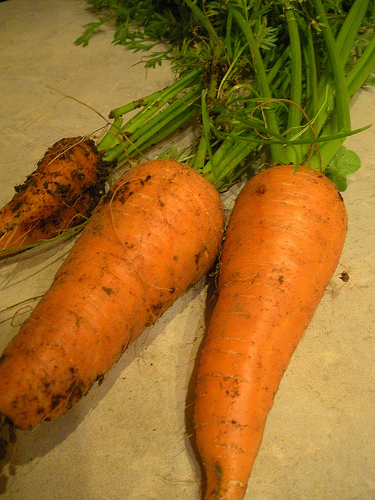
top-left (193, 165), bottom-right (348, 500)
top-left (0, 185), bottom-right (103, 257)
top-left (0, 159), bottom-right (224, 429)
top-left (0, 136), bottom-right (108, 252)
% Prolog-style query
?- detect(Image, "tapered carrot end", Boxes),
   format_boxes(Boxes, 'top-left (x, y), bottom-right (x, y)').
top-left (203, 459), bottom-right (248, 500)
top-left (196, 420), bottom-right (263, 500)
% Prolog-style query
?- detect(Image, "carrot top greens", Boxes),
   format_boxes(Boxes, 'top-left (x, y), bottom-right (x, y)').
top-left (76, 0), bottom-right (375, 191)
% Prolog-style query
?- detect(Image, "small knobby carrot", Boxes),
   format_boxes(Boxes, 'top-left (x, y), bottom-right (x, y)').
top-left (0, 137), bottom-right (108, 254)
top-left (0, 185), bottom-right (103, 257)
top-left (0, 159), bottom-right (224, 429)
top-left (193, 165), bottom-right (348, 500)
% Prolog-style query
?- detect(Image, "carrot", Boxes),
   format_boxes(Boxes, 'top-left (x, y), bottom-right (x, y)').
top-left (0, 186), bottom-right (102, 256)
top-left (0, 136), bottom-right (108, 253)
top-left (0, 70), bottom-right (206, 256)
top-left (193, 165), bottom-right (348, 499)
top-left (0, 159), bottom-right (224, 429)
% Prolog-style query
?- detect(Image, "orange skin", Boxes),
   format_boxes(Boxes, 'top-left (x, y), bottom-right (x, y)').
top-left (0, 188), bottom-right (101, 257)
top-left (0, 159), bottom-right (224, 429)
top-left (194, 165), bottom-right (348, 500)
top-left (0, 137), bottom-right (107, 250)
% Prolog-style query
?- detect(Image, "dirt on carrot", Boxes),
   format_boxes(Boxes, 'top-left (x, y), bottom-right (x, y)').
top-left (0, 184), bottom-right (103, 257)
top-left (0, 159), bottom-right (224, 430)
top-left (0, 136), bottom-right (111, 254)
top-left (193, 165), bottom-right (348, 500)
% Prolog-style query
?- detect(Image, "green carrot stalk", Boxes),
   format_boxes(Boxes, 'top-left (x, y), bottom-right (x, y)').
top-left (335, 0), bottom-right (370, 61)
top-left (203, 138), bottom-right (257, 186)
top-left (80, 0), bottom-right (375, 192)
top-left (93, 68), bottom-right (203, 165)
top-left (104, 84), bottom-right (202, 161)
top-left (313, 0), bottom-right (351, 133)
top-left (284, 8), bottom-right (302, 135)
top-left (306, 0), bottom-right (364, 170)
top-left (266, 46), bottom-right (291, 88)
top-left (231, 7), bottom-right (289, 165)
top-left (110, 67), bottom-right (201, 124)
top-left (116, 97), bottom-right (201, 162)
top-left (194, 0), bottom-right (374, 191)
top-left (346, 35), bottom-right (375, 98)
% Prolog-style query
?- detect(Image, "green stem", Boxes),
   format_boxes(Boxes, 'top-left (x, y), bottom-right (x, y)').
top-left (96, 117), bottom-right (124, 152)
top-left (307, 0), bottom-right (372, 145)
top-left (315, 0), bottom-right (369, 101)
top-left (108, 89), bottom-right (168, 120)
top-left (95, 67), bottom-right (202, 163)
top-left (335, 0), bottom-right (370, 62)
top-left (283, 7), bottom-right (303, 162)
top-left (312, 0), bottom-right (351, 133)
top-left (110, 67), bottom-right (201, 120)
top-left (267, 46), bottom-right (291, 87)
top-left (92, 0), bottom-right (374, 192)
top-left (304, 24), bottom-right (319, 121)
top-left (201, 134), bottom-right (256, 186)
top-left (192, 90), bottom-right (215, 174)
top-left (103, 85), bottom-right (202, 161)
top-left (119, 74), bottom-right (201, 136)
top-left (346, 34), bottom-right (375, 98)
top-left (126, 85), bottom-right (201, 144)
top-left (210, 141), bottom-right (256, 185)
top-left (192, 134), bottom-right (208, 172)
top-left (97, 68), bottom-right (202, 154)
top-left (284, 8), bottom-right (302, 135)
top-left (118, 105), bottom-right (200, 162)
top-left (231, 8), bottom-right (287, 164)
top-left (183, 0), bottom-right (219, 49)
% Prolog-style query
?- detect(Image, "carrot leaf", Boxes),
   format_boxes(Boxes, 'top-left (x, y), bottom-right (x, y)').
top-left (325, 146), bottom-right (362, 191)
top-left (74, 18), bottom-right (107, 47)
